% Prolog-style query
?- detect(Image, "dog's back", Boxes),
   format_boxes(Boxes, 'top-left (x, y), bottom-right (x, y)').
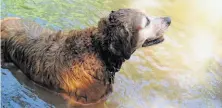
top-left (1, 17), bottom-right (57, 66)
top-left (1, 18), bottom-right (21, 39)
top-left (1, 17), bottom-right (54, 39)
top-left (1, 17), bottom-right (111, 105)
top-left (1, 17), bottom-right (69, 84)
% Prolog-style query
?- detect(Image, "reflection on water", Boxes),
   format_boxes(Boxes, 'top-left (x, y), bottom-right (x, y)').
top-left (1, 0), bottom-right (222, 107)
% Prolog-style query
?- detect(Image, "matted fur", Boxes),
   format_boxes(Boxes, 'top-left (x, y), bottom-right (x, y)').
top-left (1, 9), bottom-right (170, 106)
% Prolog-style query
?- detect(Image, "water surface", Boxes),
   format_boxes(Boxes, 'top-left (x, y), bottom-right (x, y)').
top-left (1, 0), bottom-right (222, 108)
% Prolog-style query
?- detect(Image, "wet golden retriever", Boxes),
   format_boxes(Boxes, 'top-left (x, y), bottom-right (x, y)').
top-left (1, 9), bottom-right (171, 106)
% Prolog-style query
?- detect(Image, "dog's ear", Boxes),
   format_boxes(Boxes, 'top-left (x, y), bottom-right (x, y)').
top-left (98, 11), bottom-right (134, 60)
top-left (103, 23), bottom-right (133, 60)
top-left (98, 18), bottom-right (108, 33)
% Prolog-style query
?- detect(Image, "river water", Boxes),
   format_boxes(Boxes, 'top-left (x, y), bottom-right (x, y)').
top-left (1, 0), bottom-right (222, 108)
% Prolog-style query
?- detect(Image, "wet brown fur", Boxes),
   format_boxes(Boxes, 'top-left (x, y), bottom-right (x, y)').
top-left (1, 9), bottom-right (156, 106)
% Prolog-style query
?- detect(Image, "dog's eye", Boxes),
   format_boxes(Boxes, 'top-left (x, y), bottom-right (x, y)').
top-left (145, 17), bottom-right (150, 26)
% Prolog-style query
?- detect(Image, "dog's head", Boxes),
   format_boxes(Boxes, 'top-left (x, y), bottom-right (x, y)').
top-left (98, 9), bottom-right (171, 60)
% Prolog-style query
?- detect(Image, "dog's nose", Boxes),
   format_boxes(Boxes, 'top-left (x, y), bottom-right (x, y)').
top-left (163, 17), bottom-right (171, 26)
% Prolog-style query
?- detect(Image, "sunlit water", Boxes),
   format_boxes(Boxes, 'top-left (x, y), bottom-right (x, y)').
top-left (1, 0), bottom-right (222, 108)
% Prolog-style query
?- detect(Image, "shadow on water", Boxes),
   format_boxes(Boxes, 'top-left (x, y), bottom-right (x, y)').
top-left (1, 0), bottom-right (222, 108)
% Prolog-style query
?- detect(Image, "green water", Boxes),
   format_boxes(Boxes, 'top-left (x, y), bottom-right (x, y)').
top-left (1, 0), bottom-right (222, 108)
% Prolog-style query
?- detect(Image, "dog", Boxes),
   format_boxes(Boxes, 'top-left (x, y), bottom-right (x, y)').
top-left (1, 9), bottom-right (171, 106)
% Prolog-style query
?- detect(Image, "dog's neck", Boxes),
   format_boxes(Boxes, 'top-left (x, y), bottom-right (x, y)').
top-left (91, 29), bottom-right (126, 84)
top-left (66, 27), bottom-right (126, 84)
